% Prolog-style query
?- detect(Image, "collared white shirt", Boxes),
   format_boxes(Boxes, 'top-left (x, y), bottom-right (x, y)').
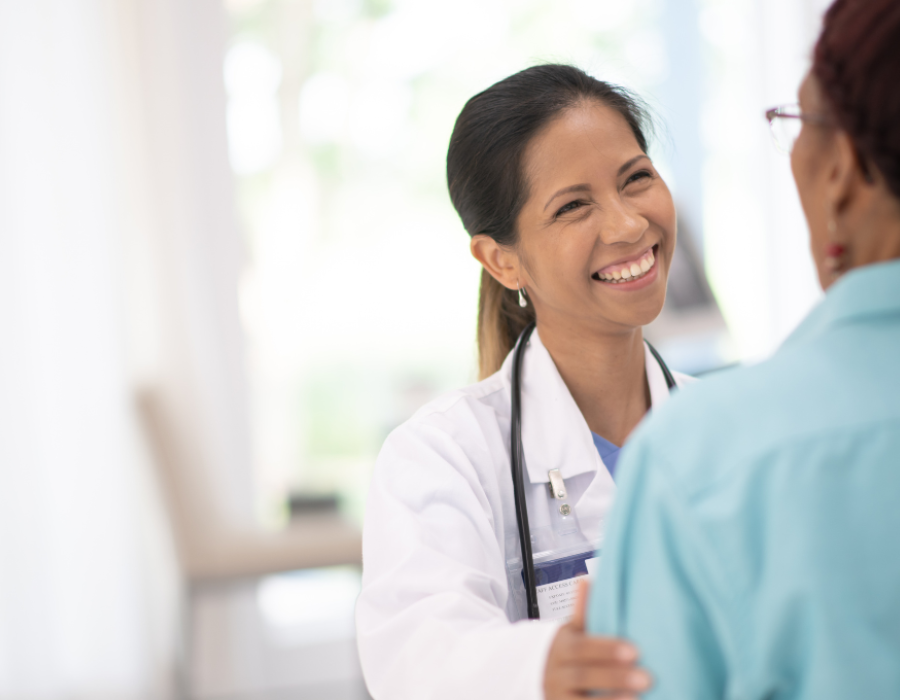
top-left (356, 329), bottom-right (693, 700)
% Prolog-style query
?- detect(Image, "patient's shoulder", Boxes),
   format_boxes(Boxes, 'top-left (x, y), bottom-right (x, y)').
top-left (632, 349), bottom-right (832, 489)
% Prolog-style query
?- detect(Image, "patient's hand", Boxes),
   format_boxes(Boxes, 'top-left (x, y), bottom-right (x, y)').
top-left (543, 578), bottom-right (652, 699)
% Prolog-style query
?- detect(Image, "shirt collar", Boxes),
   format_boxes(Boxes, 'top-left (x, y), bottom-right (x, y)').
top-left (500, 328), bottom-right (673, 484)
top-left (785, 259), bottom-right (900, 349)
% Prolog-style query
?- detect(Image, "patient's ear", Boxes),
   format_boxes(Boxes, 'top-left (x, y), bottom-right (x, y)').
top-left (829, 130), bottom-right (873, 216)
top-left (470, 235), bottom-right (520, 290)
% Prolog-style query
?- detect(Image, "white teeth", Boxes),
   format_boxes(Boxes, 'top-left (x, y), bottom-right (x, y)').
top-left (594, 247), bottom-right (657, 284)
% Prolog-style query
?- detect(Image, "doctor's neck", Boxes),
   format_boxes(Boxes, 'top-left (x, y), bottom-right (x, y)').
top-left (538, 319), bottom-right (649, 448)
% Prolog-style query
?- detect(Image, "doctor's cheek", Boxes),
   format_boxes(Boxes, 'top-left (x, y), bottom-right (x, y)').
top-left (543, 578), bottom-right (653, 700)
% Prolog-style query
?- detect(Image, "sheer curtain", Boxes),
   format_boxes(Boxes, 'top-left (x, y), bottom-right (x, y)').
top-left (0, 0), bottom-right (359, 693)
top-left (0, 0), bottom-right (264, 695)
top-left (0, 1), bottom-right (184, 697)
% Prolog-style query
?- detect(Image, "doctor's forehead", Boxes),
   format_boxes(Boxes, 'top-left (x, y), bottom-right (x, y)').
top-left (522, 103), bottom-right (644, 189)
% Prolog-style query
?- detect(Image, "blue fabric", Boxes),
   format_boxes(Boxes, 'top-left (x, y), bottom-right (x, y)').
top-left (587, 259), bottom-right (900, 700)
top-left (591, 432), bottom-right (621, 479)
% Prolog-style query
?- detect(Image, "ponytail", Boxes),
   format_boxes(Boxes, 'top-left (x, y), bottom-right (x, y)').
top-left (477, 269), bottom-right (535, 379)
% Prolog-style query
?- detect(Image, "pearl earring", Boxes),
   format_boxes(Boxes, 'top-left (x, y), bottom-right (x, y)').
top-left (517, 281), bottom-right (527, 308)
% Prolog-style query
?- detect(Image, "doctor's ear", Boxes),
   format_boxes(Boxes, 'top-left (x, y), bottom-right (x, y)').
top-left (470, 235), bottom-right (520, 290)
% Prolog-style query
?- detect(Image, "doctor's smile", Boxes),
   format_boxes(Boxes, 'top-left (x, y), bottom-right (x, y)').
top-left (591, 244), bottom-right (659, 287)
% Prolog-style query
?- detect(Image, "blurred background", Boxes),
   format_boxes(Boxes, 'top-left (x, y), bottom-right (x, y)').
top-left (0, 0), bottom-right (830, 697)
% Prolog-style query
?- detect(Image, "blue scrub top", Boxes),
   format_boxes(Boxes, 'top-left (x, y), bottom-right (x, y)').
top-left (591, 432), bottom-right (621, 478)
top-left (587, 259), bottom-right (900, 699)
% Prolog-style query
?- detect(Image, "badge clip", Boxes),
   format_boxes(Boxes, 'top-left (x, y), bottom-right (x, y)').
top-left (547, 469), bottom-right (567, 500)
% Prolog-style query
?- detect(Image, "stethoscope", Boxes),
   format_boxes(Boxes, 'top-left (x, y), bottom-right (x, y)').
top-left (509, 321), bottom-right (676, 620)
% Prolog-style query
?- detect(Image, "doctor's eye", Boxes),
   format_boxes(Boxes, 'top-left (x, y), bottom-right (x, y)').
top-left (555, 200), bottom-right (586, 217)
top-left (624, 169), bottom-right (653, 186)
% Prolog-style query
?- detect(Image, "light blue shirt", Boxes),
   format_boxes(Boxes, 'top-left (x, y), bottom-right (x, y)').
top-left (587, 259), bottom-right (900, 699)
top-left (591, 432), bottom-right (621, 478)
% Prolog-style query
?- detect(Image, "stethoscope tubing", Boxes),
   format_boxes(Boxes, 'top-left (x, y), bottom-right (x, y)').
top-left (510, 322), bottom-right (541, 619)
top-left (510, 322), bottom-right (676, 620)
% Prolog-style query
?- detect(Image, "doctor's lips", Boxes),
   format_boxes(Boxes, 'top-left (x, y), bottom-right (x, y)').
top-left (591, 245), bottom-right (657, 284)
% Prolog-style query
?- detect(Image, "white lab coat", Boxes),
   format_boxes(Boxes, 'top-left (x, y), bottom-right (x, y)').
top-left (356, 329), bottom-right (692, 700)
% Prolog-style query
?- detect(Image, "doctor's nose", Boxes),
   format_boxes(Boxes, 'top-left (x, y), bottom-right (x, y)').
top-left (598, 203), bottom-right (647, 246)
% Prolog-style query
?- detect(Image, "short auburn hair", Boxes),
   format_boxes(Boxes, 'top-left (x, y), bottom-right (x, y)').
top-left (813, 0), bottom-right (900, 199)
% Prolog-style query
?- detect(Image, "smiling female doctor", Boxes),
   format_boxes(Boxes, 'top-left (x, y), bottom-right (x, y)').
top-left (355, 64), bottom-right (692, 700)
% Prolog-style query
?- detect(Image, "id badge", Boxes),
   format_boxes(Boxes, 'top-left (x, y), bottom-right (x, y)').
top-left (505, 469), bottom-right (606, 622)
top-left (533, 550), bottom-right (601, 620)
top-left (519, 549), bottom-right (602, 621)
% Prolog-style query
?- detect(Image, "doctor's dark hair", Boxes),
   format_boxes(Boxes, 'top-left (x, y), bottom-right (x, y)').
top-left (814, 0), bottom-right (900, 200)
top-left (446, 64), bottom-right (651, 379)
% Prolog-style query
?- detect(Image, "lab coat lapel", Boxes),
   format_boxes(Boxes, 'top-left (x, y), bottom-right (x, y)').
top-left (515, 329), bottom-right (600, 485)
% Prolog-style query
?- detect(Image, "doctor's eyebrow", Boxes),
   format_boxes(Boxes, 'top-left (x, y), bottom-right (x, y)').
top-left (617, 154), bottom-right (650, 176)
top-left (543, 183), bottom-right (592, 211)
